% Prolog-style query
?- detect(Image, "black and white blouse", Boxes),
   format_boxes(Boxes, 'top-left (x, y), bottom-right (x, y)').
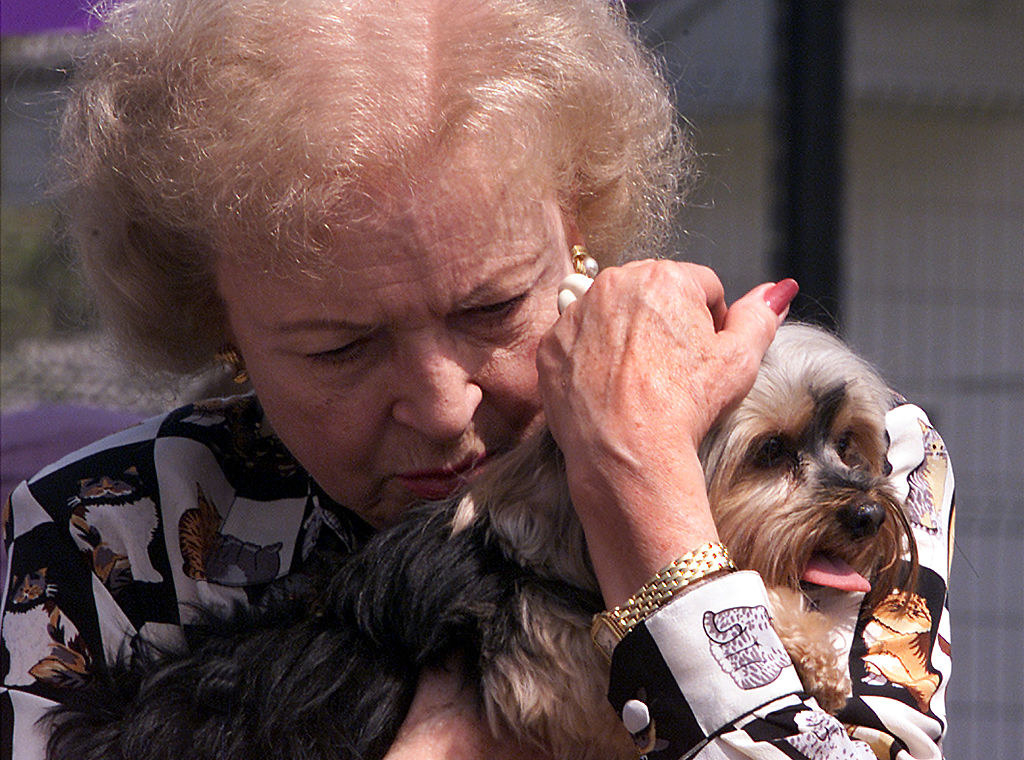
top-left (1, 395), bottom-right (953, 759)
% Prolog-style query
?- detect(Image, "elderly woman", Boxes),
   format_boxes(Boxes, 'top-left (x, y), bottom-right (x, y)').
top-left (1, 1), bottom-right (952, 759)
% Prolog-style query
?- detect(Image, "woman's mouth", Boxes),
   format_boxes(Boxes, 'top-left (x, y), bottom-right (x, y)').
top-left (397, 454), bottom-right (487, 500)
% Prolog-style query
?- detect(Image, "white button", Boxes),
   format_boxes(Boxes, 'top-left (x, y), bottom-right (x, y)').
top-left (622, 699), bottom-right (650, 734)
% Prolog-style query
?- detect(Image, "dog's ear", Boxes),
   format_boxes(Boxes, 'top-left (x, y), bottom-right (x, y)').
top-left (464, 430), bottom-right (568, 526)
top-left (44, 670), bottom-right (140, 760)
top-left (192, 656), bottom-right (241, 712)
top-left (457, 429), bottom-right (593, 591)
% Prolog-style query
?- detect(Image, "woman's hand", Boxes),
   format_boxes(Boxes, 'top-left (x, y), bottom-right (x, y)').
top-left (536, 261), bottom-right (796, 606)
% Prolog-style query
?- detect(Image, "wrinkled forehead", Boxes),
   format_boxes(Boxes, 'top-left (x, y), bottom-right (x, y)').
top-left (220, 140), bottom-right (561, 283)
top-left (390, 139), bottom-right (556, 231)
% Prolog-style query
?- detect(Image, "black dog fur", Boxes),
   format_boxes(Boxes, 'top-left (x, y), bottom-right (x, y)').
top-left (44, 500), bottom-right (602, 760)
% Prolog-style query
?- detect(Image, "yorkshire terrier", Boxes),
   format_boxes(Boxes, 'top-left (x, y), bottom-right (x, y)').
top-left (699, 323), bottom-right (918, 713)
top-left (46, 323), bottom-right (917, 760)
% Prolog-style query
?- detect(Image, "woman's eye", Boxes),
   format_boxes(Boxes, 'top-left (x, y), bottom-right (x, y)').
top-left (472, 293), bottom-right (527, 318)
top-left (457, 294), bottom-right (529, 331)
top-left (309, 337), bottom-right (369, 364)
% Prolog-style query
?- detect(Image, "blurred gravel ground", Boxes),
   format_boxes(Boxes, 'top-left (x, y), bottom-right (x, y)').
top-left (1, 334), bottom-right (239, 414)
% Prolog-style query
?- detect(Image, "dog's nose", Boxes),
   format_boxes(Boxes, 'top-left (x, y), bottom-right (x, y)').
top-left (838, 502), bottom-right (886, 538)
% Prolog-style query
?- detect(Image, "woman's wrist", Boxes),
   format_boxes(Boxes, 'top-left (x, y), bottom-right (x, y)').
top-left (569, 446), bottom-right (721, 607)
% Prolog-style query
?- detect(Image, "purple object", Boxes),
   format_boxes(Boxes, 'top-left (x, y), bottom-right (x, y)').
top-left (0, 0), bottom-right (100, 37)
top-left (0, 404), bottom-right (143, 504)
top-left (0, 404), bottom-right (143, 597)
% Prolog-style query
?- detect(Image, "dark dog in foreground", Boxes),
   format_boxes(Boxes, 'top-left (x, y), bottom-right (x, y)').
top-left (46, 324), bottom-right (918, 760)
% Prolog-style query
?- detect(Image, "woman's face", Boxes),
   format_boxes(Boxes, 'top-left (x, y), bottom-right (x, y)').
top-left (217, 167), bottom-right (573, 527)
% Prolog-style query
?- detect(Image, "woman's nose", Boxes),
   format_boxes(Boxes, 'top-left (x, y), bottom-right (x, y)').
top-left (390, 343), bottom-right (483, 442)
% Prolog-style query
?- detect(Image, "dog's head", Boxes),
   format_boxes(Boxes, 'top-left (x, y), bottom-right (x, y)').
top-left (460, 324), bottom-right (917, 613)
top-left (700, 324), bottom-right (917, 611)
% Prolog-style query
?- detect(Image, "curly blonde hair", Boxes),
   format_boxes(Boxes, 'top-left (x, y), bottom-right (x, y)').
top-left (58, 0), bottom-right (693, 372)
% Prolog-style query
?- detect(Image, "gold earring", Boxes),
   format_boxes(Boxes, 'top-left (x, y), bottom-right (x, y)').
top-left (570, 244), bottom-right (599, 278)
top-left (216, 344), bottom-right (249, 384)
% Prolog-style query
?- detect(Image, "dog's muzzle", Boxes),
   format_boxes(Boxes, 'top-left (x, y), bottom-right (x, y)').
top-left (838, 501), bottom-right (886, 539)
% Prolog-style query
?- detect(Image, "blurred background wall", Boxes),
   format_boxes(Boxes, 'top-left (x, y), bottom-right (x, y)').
top-left (3, 1), bottom-right (1022, 756)
top-left (629, 2), bottom-right (1023, 756)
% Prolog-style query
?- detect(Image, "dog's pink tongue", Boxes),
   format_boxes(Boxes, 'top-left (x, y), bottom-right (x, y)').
top-left (802, 554), bottom-right (871, 593)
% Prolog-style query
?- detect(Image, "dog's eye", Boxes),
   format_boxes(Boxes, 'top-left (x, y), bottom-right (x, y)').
top-left (836, 432), bottom-right (851, 456)
top-left (836, 430), bottom-right (864, 468)
top-left (753, 435), bottom-right (794, 469)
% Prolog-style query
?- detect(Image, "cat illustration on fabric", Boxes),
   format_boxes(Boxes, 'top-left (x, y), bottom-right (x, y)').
top-left (68, 466), bottom-right (163, 588)
top-left (179, 483), bottom-right (282, 586)
top-left (2, 567), bottom-right (94, 688)
top-left (904, 421), bottom-right (948, 534)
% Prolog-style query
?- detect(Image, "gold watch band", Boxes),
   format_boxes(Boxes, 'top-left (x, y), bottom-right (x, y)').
top-left (591, 541), bottom-right (736, 658)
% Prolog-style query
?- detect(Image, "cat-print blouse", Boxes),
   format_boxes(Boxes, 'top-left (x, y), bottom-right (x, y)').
top-left (1, 394), bottom-right (953, 760)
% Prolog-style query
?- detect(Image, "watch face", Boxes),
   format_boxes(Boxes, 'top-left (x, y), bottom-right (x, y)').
top-left (591, 614), bottom-right (626, 660)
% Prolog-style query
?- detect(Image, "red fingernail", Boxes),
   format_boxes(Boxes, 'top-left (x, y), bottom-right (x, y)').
top-left (764, 278), bottom-right (799, 315)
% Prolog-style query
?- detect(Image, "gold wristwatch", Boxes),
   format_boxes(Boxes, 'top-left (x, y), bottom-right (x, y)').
top-left (591, 541), bottom-right (736, 659)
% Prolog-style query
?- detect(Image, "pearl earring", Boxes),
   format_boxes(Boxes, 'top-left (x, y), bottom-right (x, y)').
top-left (557, 245), bottom-right (598, 314)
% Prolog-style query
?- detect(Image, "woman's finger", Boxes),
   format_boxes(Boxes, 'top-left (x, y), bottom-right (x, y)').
top-left (718, 278), bottom-right (799, 363)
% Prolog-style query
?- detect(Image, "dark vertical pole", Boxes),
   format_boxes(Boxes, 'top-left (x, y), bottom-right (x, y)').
top-left (772, 0), bottom-right (845, 331)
